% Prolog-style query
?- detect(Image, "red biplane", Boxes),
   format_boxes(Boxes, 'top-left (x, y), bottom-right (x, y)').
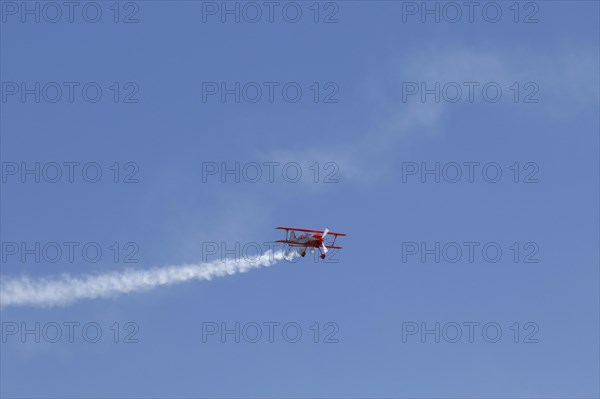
top-left (275, 226), bottom-right (346, 259)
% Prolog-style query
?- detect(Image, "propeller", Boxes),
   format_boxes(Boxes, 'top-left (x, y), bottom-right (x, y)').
top-left (321, 227), bottom-right (330, 253)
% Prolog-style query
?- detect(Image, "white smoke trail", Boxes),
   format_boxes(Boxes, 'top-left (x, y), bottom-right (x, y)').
top-left (1, 250), bottom-right (292, 308)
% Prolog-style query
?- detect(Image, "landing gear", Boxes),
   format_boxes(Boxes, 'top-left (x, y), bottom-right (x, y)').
top-left (320, 254), bottom-right (326, 259)
top-left (300, 251), bottom-right (306, 257)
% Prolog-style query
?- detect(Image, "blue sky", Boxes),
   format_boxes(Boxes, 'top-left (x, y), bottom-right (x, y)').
top-left (1, 1), bottom-right (599, 398)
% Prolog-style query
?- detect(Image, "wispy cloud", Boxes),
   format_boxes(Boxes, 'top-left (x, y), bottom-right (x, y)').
top-left (268, 46), bottom-right (599, 184)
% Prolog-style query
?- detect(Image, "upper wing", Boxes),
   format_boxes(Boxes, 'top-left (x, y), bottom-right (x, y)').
top-left (275, 227), bottom-right (347, 236)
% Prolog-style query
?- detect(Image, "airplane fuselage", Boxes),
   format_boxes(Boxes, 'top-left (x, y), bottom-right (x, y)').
top-left (286, 233), bottom-right (323, 248)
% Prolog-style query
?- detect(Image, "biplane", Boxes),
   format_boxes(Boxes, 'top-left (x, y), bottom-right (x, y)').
top-left (275, 226), bottom-right (346, 259)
